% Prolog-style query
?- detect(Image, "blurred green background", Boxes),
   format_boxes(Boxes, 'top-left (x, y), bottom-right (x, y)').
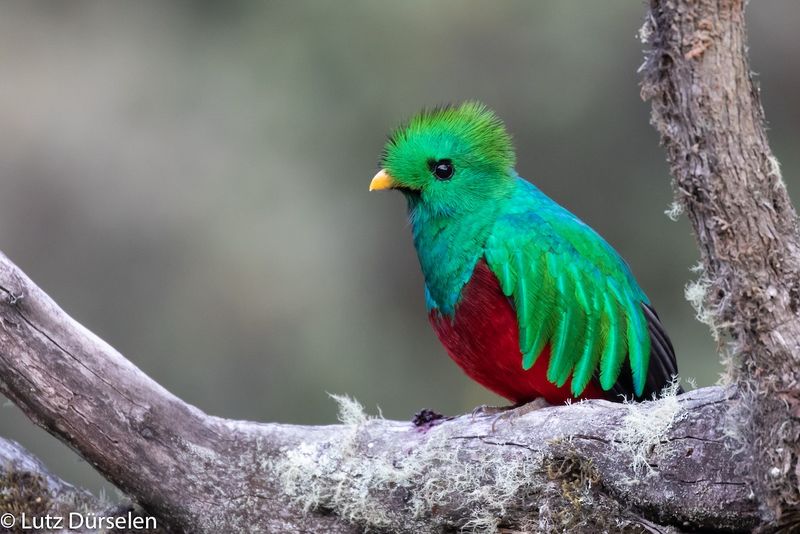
top-left (0, 1), bottom-right (797, 499)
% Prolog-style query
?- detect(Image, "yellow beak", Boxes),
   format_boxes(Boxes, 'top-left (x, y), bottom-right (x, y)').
top-left (369, 169), bottom-right (396, 191)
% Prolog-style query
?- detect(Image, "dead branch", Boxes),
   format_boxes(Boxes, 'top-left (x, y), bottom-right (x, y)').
top-left (0, 248), bottom-right (762, 532)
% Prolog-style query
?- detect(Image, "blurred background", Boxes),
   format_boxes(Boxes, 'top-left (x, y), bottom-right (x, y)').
top-left (0, 1), bottom-right (797, 499)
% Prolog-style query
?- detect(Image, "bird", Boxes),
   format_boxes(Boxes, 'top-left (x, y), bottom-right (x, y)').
top-left (369, 101), bottom-right (680, 408)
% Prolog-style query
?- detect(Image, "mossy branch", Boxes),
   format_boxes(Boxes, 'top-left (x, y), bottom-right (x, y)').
top-left (0, 437), bottom-right (163, 534)
top-left (0, 248), bottom-right (763, 532)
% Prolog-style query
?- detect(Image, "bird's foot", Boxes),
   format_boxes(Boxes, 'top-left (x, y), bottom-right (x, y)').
top-left (472, 398), bottom-right (551, 432)
top-left (471, 403), bottom-right (515, 420)
top-left (412, 408), bottom-right (448, 430)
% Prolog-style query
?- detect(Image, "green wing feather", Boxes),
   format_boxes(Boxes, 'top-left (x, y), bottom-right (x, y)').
top-left (598, 290), bottom-right (626, 390)
top-left (485, 206), bottom-right (651, 397)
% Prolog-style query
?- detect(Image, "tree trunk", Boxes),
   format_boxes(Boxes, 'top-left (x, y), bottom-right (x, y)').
top-left (641, 0), bottom-right (800, 528)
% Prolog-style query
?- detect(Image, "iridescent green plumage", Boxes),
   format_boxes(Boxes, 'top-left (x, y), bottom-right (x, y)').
top-left (377, 102), bottom-right (675, 399)
top-left (483, 183), bottom-right (651, 396)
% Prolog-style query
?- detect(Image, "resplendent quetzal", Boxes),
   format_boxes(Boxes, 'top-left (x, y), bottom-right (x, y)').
top-left (370, 102), bottom-right (679, 404)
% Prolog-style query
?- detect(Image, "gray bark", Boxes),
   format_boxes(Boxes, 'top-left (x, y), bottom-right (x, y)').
top-left (0, 0), bottom-right (795, 531)
top-left (642, 0), bottom-right (800, 528)
top-left (0, 249), bottom-right (763, 532)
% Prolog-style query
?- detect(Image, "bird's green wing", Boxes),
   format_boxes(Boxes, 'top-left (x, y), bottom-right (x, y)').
top-left (484, 209), bottom-right (652, 397)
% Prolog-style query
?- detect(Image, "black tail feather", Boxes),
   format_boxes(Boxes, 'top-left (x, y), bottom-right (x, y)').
top-left (606, 302), bottom-right (682, 402)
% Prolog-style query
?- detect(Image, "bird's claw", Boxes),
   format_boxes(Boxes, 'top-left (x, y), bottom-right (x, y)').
top-left (470, 404), bottom-right (513, 421)
top-left (471, 398), bottom-right (551, 432)
top-left (412, 408), bottom-right (446, 428)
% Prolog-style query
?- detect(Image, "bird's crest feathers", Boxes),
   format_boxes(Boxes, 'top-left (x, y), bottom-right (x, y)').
top-left (381, 101), bottom-right (515, 175)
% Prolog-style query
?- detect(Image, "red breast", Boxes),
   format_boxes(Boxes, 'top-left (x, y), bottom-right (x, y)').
top-left (428, 259), bottom-right (606, 404)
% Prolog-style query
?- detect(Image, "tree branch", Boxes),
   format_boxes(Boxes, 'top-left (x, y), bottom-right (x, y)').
top-left (641, 0), bottom-right (800, 526)
top-left (0, 437), bottom-right (164, 534)
top-left (0, 250), bottom-right (763, 532)
top-left (0, 437), bottom-right (100, 515)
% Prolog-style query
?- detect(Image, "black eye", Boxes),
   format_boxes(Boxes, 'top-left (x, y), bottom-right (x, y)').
top-left (431, 159), bottom-right (454, 181)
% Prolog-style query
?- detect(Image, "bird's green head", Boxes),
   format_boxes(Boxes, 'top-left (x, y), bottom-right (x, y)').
top-left (371, 102), bottom-right (516, 216)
